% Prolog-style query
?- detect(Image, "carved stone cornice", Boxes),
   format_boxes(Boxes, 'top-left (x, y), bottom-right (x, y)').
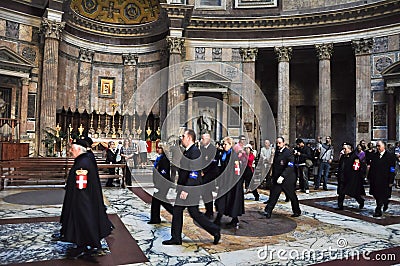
top-left (41, 18), bottom-right (65, 40)
top-left (274, 46), bottom-right (292, 62)
top-left (239, 48), bottom-right (258, 62)
top-left (352, 38), bottom-right (373, 56)
top-left (123, 53), bottom-right (138, 66)
top-left (315, 43), bottom-right (333, 60)
top-left (79, 48), bottom-right (94, 63)
top-left (167, 36), bottom-right (185, 55)
top-left (188, 0), bottom-right (400, 31)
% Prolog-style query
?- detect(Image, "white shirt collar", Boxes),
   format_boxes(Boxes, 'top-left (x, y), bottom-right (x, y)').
top-left (185, 143), bottom-right (194, 151)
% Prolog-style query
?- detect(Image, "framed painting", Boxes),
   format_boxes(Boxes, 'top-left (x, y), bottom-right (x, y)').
top-left (98, 77), bottom-right (115, 98)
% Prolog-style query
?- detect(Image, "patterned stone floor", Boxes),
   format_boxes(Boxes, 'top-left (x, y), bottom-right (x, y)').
top-left (0, 169), bottom-right (399, 265)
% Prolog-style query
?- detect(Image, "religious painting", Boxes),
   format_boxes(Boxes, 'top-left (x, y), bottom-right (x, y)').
top-left (373, 104), bottom-right (387, 127)
top-left (235, 0), bottom-right (277, 8)
top-left (98, 77), bottom-right (115, 98)
top-left (296, 106), bottom-right (315, 139)
top-left (244, 122), bottom-right (252, 132)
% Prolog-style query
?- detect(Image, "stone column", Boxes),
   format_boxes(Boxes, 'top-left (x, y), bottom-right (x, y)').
top-left (122, 53), bottom-right (138, 115)
top-left (239, 47), bottom-right (258, 141)
top-left (352, 38), bottom-right (373, 143)
top-left (222, 92), bottom-right (228, 137)
top-left (39, 18), bottom-right (65, 154)
top-left (275, 46), bottom-right (292, 143)
top-left (187, 91), bottom-right (193, 129)
top-left (315, 43), bottom-right (333, 139)
top-left (77, 48), bottom-right (94, 113)
top-left (386, 87), bottom-right (396, 141)
top-left (166, 36), bottom-right (185, 136)
top-left (20, 77), bottom-right (30, 136)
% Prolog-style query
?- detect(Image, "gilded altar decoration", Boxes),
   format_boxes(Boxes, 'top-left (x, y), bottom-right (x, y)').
top-left (99, 77), bottom-right (115, 98)
top-left (70, 0), bottom-right (160, 25)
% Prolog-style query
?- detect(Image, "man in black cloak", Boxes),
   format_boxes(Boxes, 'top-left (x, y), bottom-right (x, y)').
top-left (59, 137), bottom-right (113, 259)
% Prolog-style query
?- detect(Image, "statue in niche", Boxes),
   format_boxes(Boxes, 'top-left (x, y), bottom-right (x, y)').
top-left (198, 107), bottom-right (214, 134)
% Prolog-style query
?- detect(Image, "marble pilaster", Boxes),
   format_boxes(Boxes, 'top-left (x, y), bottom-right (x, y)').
top-left (20, 77), bottom-right (29, 136)
top-left (352, 38), bottom-right (373, 143)
top-left (77, 48), bottom-right (94, 113)
top-left (386, 87), bottom-right (396, 141)
top-left (275, 46), bottom-right (292, 143)
top-left (166, 36), bottom-right (185, 136)
top-left (239, 47), bottom-right (258, 141)
top-left (122, 53), bottom-right (138, 115)
top-left (315, 43), bottom-right (333, 139)
top-left (39, 18), bottom-right (65, 155)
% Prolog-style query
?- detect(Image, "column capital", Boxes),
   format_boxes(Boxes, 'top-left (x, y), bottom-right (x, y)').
top-left (274, 46), bottom-right (292, 62)
top-left (385, 87), bottom-right (395, 94)
top-left (21, 77), bottom-right (30, 86)
top-left (352, 38), bottom-right (373, 56)
top-left (222, 92), bottom-right (228, 99)
top-left (41, 18), bottom-right (65, 39)
top-left (166, 36), bottom-right (185, 55)
top-left (239, 47), bottom-right (258, 62)
top-left (315, 43), bottom-right (333, 60)
top-left (122, 53), bottom-right (138, 66)
top-left (188, 91), bottom-right (194, 97)
top-left (79, 48), bottom-right (94, 63)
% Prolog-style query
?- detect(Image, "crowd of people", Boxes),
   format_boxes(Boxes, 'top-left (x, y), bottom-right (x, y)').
top-left (56, 132), bottom-right (400, 257)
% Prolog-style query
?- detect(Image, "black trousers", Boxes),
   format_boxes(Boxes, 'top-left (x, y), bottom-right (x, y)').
top-left (244, 167), bottom-right (259, 199)
top-left (373, 196), bottom-right (389, 214)
top-left (170, 204), bottom-right (219, 241)
top-left (150, 189), bottom-right (173, 221)
top-left (265, 179), bottom-right (301, 215)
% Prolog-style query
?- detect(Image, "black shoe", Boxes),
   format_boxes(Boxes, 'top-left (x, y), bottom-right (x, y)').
top-left (66, 246), bottom-right (85, 259)
top-left (213, 231), bottom-right (221, 245)
top-left (265, 212), bottom-right (271, 219)
top-left (291, 213), bottom-right (301, 217)
top-left (263, 200), bottom-right (269, 204)
top-left (147, 220), bottom-right (161, 224)
top-left (373, 212), bottom-right (382, 217)
top-left (335, 206), bottom-right (344, 210)
top-left (323, 187), bottom-right (328, 191)
top-left (205, 213), bottom-right (214, 219)
top-left (162, 239), bottom-right (182, 245)
top-left (383, 203), bottom-right (388, 212)
top-left (359, 201), bottom-right (364, 210)
top-left (51, 232), bottom-right (64, 241)
top-left (314, 186), bottom-right (319, 190)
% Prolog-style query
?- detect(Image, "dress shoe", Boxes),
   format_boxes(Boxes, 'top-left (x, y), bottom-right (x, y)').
top-left (323, 187), bottom-right (328, 191)
top-left (291, 213), bottom-right (301, 217)
top-left (383, 203), bottom-right (389, 212)
top-left (254, 196), bottom-right (259, 201)
top-left (213, 232), bottom-right (221, 245)
top-left (147, 220), bottom-right (161, 224)
top-left (162, 239), bottom-right (182, 245)
top-left (314, 186), bottom-right (319, 190)
top-left (335, 206), bottom-right (344, 210)
top-left (359, 200), bottom-right (364, 210)
top-left (66, 246), bottom-right (85, 259)
top-left (263, 200), bottom-right (269, 204)
top-left (373, 212), bottom-right (382, 217)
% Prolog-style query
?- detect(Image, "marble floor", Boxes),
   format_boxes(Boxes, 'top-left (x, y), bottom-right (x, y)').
top-left (0, 169), bottom-right (399, 265)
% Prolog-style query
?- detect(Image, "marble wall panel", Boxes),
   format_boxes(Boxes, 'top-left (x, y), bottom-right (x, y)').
top-left (373, 91), bottom-right (386, 103)
top-left (57, 56), bottom-right (79, 110)
top-left (59, 43), bottom-right (79, 58)
top-left (282, 0), bottom-right (359, 11)
top-left (222, 48), bottom-right (232, 62)
top-left (373, 128), bottom-right (387, 139)
top-left (19, 44), bottom-right (38, 66)
top-left (139, 52), bottom-right (160, 63)
top-left (94, 53), bottom-right (123, 64)
top-left (19, 24), bottom-right (32, 42)
top-left (0, 40), bottom-right (17, 51)
top-left (186, 47), bottom-right (195, 61)
top-left (0, 19), bottom-right (6, 37)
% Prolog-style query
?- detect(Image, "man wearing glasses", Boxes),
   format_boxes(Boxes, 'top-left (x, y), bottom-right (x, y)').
top-left (368, 140), bottom-right (396, 217)
top-left (162, 129), bottom-right (221, 245)
top-left (315, 136), bottom-right (334, 191)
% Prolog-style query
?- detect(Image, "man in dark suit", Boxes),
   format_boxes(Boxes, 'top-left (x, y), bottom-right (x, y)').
top-left (368, 140), bottom-right (396, 217)
top-left (200, 133), bottom-right (219, 218)
top-left (162, 129), bottom-right (221, 245)
top-left (263, 137), bottom-right (301, 218)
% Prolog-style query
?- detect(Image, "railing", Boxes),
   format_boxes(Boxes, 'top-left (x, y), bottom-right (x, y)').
top-left (0, 118), bottom-right (20, 142)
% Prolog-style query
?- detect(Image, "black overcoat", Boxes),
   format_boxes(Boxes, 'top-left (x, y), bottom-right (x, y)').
top-left (215, 149), bottom-right (245, 218)
top-left (61, 152), bottom-right (113, 248)
top-left (200, 143), bottom-right (219, 184)
top-left (337, 151), bottom-right (366, 197)
top-left (368, 151), bottom-right (396, 200)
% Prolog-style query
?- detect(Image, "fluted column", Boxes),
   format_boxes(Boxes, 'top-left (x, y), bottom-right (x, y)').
top-left (239, 47), bottom-right (258, 140)
top-left (187, 91), bottom-right (193, 129)
top-left (39, 18), bottom-right (65, 154)
top-left (315, 43), bottom-right (333, 139)
top-left (122, 53), bottom-right (138, 115)
top-left (20, 77), bottom-right (30, 136)
top-left (352, 38), bottom-right (373, 143)
top-left (222, 92), bottom-right (228, 137)
top-left (77, 48), bottom-right (94, 113)
top-left (166, 36), bottom-right (185, 136)
top-left (275, 46), bottom-right (292, 143)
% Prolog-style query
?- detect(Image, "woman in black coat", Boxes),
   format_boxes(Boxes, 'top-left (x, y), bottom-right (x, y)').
top-left (337, 142), bottom-right (366, 210)
top-left (214, 136), bottom-right (245, 228)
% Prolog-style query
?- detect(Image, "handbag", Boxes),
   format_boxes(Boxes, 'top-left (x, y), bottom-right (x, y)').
top-left (305, 159), bottom-right (313, 168)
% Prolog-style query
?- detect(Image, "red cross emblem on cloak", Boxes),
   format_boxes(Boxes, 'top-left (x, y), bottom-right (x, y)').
top-left (234, 160), bottom-right (240, 176)
top-left (76, 169), bottom-right (88, 189)
top-left (353, 160), bottom-right (360, 171)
